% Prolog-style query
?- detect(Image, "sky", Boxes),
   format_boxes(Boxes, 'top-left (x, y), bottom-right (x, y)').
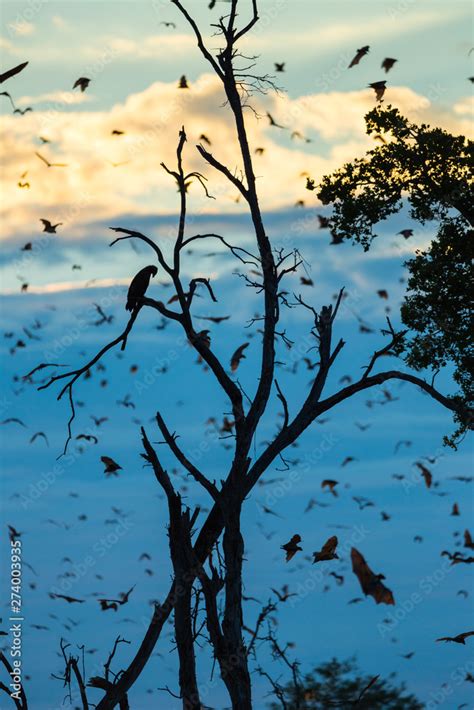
top-left (0, 1), bottom-right (473, 709)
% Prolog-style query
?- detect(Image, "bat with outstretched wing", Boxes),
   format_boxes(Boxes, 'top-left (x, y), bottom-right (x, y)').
top-left (351, 547), bottom-right (394, 605)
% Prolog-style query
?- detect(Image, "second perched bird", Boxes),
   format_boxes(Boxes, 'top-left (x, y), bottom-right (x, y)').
top-left (125, 265), bottom-right (158, 312)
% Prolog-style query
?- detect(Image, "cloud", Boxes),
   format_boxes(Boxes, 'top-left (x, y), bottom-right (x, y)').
top-left (51, 15), bottom-right (71, 31)
top-left (1, 276), bottom-right (130, 296)
top-left (16, 91), bottom-right (93, 107)
top-left (7, 20), bottom-right (35, 37)
top-left (0, 74), bottom-right (471, 243)
top-left (88, 34), bottom-right (196, 60)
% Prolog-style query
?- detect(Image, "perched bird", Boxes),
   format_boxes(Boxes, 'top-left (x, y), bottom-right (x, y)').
top-left (348, 46), bottom-right (369, 68)
top-left (40, 219), bottom-right (62, 233)
top-left (0, 61), bottom-right (28, 84)
top-left (435, 631), bottom-right (474, 645)
top-left (381, 57), bottom-right (397, 73)
top-left (178, 75), bottom-right (189, 89)
top-left (125, 265), bottom-right (158, 311)
top-left (281, 534), bottom-right (302, 562)
top-left (451, 503), bottom-right (460, 516)
top-left (351, 547), bottom-right (395, 605)
top-left (73, 77), bottom-right (90, 92)
top-left (313, 536), bottom-right (338, 563)
top-left (101, 456), bottom-right (122, 476)
top-left (368, 81), bottom-right (387, 102)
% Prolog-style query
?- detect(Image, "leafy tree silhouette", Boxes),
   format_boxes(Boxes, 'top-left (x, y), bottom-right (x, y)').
top-left (268, 657), bottom-right (423, 710)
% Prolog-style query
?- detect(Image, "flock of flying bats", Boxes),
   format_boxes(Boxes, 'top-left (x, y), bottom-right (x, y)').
top-left (1, 11), bottom-right (473, 699)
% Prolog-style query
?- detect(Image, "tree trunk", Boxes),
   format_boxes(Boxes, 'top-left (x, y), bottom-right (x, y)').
top-left (221, 505), bottom-right (252, 710)
top-left (169, 501), bottom-right (202, 710)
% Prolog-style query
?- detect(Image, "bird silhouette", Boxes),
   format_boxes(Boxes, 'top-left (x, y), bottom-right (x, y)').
top-left (313, 536), bottom-right (339, 563)
top-left (281, 534), bottom-right (302, 562)
top-left (40, 219), bottom-right (62, 233)
top-left (0, 61), bottom-right (28, 84)
top-left (73, 77), bottom-right (90, 92)
top-left (266, 112), bottom-right (286, 129)
top-left (101, 456), bottom-right (122, 475)
top-left (348, 46), bottom-right (369, 68)
top-left (230, 343), bottom-right (249, 372)
top-left (351, 548), bottom-right (394, 605)
top-left (35, 151), bottom-right (68, 168)
top-left (436, 631), bottom-right (474, 645)
top-left (368, 81), bottom-right (387, 102)
top-left (125, 265), bottom-right (158, 311)
top-left (381, 57), bottom-right (397, 73)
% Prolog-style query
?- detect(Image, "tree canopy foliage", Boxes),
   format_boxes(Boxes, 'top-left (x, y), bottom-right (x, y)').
top-left (318, 106), bottom-right (473, 444)
top-left (269, 657), bottom-right (423, 710)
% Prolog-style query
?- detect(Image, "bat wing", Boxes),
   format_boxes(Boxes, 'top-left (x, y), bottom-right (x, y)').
top-left (0, 61), bottom-right (28, 84)
top-left (351, 548), bottom-right (373, 595)
top-left (321, 535), bottom-right (338, 556)
top-left (230, 343), bottom-right (249, 371)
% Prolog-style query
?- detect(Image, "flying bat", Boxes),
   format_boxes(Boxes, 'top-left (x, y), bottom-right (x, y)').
top-left (381, 57), bottom-right (397, 73)
top-left (348, 46), bottom-right (369, 68)
top-left (436, 631), bottom-right (474, 645)
top-left (73, 77), bottom-right (90, 92)
top-left (101, 456), bottom-right (122, 475)
top-left (230, 342), bottom-right (249, 372)
top-left (40, 219), bottom-right (62, 233)
top-left (351, 547), bottom-right (395, 605)
top-left (313, 536), bottom-right (338, 563)
top-left (281, 534), bottom-right (302, 562)
top-left (368, 81), bottom-right (387, 102)
top-left (0, 61), bottom-right (28, 84)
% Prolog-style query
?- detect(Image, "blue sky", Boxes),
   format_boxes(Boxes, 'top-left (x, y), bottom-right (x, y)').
top-left (1, 1), bottom-right (473, 709)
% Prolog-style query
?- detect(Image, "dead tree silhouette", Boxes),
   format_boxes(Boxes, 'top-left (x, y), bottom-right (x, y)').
top-left (35, 2), bottom-right (472, 708)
